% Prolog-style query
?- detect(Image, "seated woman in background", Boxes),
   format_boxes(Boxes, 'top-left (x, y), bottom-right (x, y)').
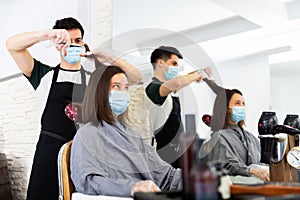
top-left (202, 83), bottom-right (269, 182)
top-left (70, 66), bottom-right (182, 197)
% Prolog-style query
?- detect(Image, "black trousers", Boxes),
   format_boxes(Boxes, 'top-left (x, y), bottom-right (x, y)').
top-left (26, 131), bottom-right (66, 200)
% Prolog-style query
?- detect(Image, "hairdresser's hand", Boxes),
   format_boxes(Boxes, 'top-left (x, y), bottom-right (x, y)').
top-left (249, 164), bottom-right (270, 182)
top-left (130, 180), bottom-right (161, 196)
top-left (195, 66), bottom-right (212, 80)
top-left (46, 29), bottom-right (70, 50)
top-left (203, 66), bottom-right (212, 78)
top-left (83, 50), bottom-right (115, 64)
top-left (187, 70), bottom-right (203, 82)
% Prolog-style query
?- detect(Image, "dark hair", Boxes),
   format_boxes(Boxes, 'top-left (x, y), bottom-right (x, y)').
top-left (224, 89), bottom-right (245, 129)
top-left (150, 46), bottom-right (183, 69)
top-left (53, 17), bottom-right (84, 37)
top-left (207, 79), bottom-right (245, 132)
top-left (82, 66), bottom-right (126, 126)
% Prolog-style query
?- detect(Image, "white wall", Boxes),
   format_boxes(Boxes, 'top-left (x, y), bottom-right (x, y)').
top-left (271, 65), bottom-right (300, 124)
top-left (0, 0), bottom-right (83, 79)
top-left (215, 55), bottom-right (272, 136)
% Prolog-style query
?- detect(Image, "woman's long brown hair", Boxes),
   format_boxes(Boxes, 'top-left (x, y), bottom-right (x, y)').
top-left (82, 66), bottom-right (125, 126)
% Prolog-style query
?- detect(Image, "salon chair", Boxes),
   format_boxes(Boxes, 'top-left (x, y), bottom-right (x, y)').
top-left (57, 141), bottom-right (133, 200)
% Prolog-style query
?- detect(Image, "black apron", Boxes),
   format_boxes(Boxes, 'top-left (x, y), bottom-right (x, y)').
top-left (155, 96), bottom-right (184, 168)
top-left (26, 66), bottom-right (86, 200)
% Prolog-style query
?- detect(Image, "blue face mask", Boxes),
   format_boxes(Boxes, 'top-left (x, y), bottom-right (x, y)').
top-left (231, 106), bottom-right (246, 123)
top-left (164, 66), bottom-right (179, 80)
top-left (109, 90), bottom-right (130, 116)
top-left (62, 45), bottom-right (84, 64)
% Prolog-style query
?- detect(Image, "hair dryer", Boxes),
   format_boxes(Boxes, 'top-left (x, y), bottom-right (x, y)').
top-left (258, 112), bottom-right (300, 136)
top-left (283, 114), bottom-right (300, 146)
top-left (258, 112), bottom-right (300, 164)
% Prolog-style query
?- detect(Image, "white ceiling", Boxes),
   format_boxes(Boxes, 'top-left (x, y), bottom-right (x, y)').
top-left (112, 0), bottom-right (300, 66)
top-left (2, 0), bottom-right (300, 78)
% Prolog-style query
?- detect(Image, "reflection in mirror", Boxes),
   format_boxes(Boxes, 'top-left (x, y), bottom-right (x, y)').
top-left (270, 59), bottom-right (300, 124)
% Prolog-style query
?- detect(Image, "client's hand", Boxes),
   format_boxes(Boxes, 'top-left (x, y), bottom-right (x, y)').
top-left (248, 164), bottom-right (270, 182)
top-left (130, 180), bottom-right (161, 196)
top-left (82, 50), bottom-right (115, 64)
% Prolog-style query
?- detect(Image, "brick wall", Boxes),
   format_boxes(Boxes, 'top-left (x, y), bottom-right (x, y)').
top-left (0, 75), bottom-right (40, 200)
top-left (0, 1), bottom-right (112, 199)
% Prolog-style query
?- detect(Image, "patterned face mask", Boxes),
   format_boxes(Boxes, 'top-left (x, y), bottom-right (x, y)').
top-left (61, 45), bottom-right (84, 64)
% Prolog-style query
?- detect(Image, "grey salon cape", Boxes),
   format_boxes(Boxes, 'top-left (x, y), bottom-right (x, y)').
top-left (202, 124), bottom-right (261, 176)
top-left (70, 121), bottom-right (182, 197)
